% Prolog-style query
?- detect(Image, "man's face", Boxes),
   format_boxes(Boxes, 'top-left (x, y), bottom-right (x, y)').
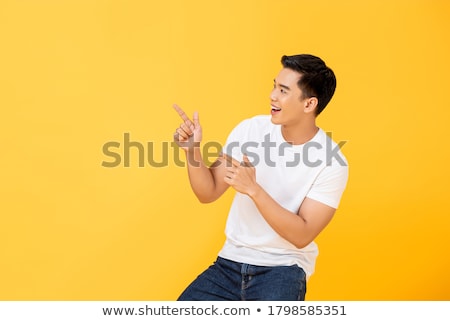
top-left (270, 68), bottom-right (309, 126)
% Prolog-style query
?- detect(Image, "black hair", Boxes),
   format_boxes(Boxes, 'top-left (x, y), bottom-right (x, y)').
top-left (281, 54), bottom-right (336, 115)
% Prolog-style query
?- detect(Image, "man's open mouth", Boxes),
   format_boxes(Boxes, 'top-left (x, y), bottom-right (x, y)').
top-left (271, 106), bottom-right (281, 114)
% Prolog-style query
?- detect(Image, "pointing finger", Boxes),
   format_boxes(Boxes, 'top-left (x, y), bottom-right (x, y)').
top-left (173, 104), bottom-right (191, 123)
top-left (241, 154), bottom-right (253, 167)
top-left (222, 153), bottom-right (241, 167)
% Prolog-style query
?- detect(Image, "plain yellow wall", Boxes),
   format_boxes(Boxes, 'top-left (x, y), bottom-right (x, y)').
top-left (1, 0), bottom-right (449, 300)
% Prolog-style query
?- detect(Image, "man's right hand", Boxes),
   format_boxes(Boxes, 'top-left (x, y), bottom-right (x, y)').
top-left (173, 104), bottom-right (202, 152)
top-left (172, 103), bottom-right (230, 203)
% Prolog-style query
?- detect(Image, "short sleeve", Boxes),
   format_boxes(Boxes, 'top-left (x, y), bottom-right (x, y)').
top-left (221, 118), bottom-right (251, 161)
top-left (306, 160), bottom-right (349, 209)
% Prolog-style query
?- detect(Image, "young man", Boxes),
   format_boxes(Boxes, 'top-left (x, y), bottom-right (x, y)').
top-left (173, 54), bottom-right (348, 301)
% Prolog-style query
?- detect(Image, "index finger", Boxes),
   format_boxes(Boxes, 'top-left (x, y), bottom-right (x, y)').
top-left (222, 153), bottom-right (241, 167)
top-left (173, 104), bottom-right (191, 123)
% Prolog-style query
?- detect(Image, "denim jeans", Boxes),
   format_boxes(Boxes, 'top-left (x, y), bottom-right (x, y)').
top-left (177, 256), bottom-right (306, 301)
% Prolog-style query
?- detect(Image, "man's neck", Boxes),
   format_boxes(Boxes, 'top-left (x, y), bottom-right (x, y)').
top-left (280, 120), bottom-right (319, 145)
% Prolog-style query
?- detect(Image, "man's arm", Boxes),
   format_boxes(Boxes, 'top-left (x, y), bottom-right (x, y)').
top-left (173, 104), bottom-right (229, 203)
top-left (224, 154), bottom-right (336, 248)
top-left (250, 188), bottom-right (335, 249)
top-left (184, 148), bottom-right (230, 203)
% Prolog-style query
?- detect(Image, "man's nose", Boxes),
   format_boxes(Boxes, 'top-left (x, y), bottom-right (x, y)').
top-left (270, 88), bottom-right (277, 101)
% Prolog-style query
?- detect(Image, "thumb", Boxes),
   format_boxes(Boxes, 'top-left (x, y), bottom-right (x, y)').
top-left (193, 111), bottom-right (200, 127)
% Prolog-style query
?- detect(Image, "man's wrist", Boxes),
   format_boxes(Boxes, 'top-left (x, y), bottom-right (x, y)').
top-left (185, 144), bottom-right (201, 155)
top-left (248, 183), bottom-right (263, 200)
top-left (185, 146), bottom-right (203, 167)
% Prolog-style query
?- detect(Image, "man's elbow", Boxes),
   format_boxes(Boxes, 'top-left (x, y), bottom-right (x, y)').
top-left (196, 193), bottom-right (219, 204)
top-left (291, 236), bottom-right (315, 249)
top-left (195, 185), bottom-right (225, 203)
top-left (198, 196), bottom-right (214, 204)
top-left (293, 241), bottom-right (310, 249)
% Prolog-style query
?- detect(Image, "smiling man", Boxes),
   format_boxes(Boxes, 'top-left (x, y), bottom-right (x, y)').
top-left (173, 54), bottom-right (348, 301)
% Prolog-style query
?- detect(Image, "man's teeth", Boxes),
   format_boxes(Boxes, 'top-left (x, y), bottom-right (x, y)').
top-left (272, 107), bottom-right (281, 111)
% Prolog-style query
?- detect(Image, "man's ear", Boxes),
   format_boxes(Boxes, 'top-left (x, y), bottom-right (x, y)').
top-left (304, 97), bottom-right (318, 114)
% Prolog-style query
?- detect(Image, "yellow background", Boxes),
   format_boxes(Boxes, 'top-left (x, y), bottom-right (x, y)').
top-left (1, 0), bottom-right (449, 300)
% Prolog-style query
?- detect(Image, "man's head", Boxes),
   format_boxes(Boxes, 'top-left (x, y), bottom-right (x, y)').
top-left (281, 54), bottom-right (336, 116)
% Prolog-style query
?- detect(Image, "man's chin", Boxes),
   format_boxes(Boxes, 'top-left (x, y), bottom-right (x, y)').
top-left (270, 115), bottom-right (282, 124)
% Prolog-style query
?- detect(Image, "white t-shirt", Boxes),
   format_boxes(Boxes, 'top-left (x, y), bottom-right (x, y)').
top-left (218, 115), bottom-right (349, 278)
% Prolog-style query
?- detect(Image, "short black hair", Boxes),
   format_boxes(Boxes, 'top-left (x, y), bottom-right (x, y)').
top-left (281, 54), bottom-right (336, 115)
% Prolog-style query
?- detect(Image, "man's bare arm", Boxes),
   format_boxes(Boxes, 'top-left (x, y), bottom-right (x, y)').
top-left (224, 154), bottom-right (335, 248)
top-left (173, 104), bottom-right (229, 203)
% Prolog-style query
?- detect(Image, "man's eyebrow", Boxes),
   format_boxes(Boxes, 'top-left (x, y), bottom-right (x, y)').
top-left (273, 79), bottom-right (290, 91)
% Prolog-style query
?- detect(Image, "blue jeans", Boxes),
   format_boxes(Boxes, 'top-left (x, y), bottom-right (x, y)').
top-left (177, 256), bottom-right (306, 301)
